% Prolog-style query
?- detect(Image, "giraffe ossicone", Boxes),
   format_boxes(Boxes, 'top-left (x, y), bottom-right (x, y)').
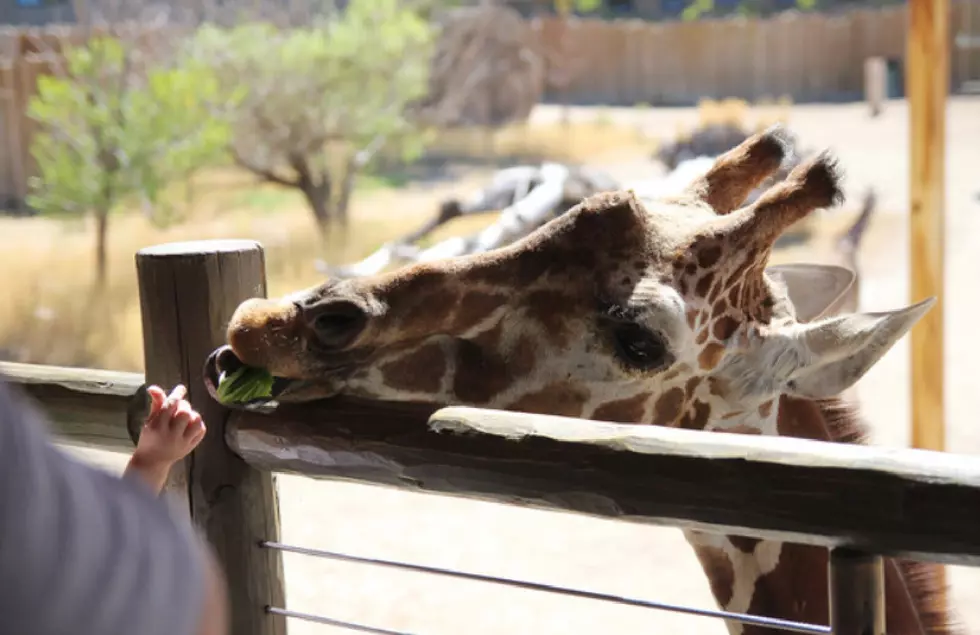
top-left (205, 125), bottom-right (954, 635)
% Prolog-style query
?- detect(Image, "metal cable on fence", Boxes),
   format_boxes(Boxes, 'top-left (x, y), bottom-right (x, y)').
top-left (266, 606), bottom-right (415, 635)
top-left (261, 540), bottom-right (831, 635)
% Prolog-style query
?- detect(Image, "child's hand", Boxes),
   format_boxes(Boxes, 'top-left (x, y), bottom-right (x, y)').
top-left (133, 384), bottom-right (206, 469)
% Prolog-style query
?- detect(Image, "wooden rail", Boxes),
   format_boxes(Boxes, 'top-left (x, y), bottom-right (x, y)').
top-left (227, 405), bottom-right (980, 568)
top-left (0, 360), bottom-right (144, 449)
top-left (4, 358), bottom-right (979, 568)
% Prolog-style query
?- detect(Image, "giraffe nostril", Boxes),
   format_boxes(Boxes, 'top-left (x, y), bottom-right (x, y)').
top-left (307, 300), bottom-right (368, 349)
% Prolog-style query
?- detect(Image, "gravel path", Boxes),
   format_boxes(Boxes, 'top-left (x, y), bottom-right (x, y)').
top-left (67, 96), bottom-right (980, 634)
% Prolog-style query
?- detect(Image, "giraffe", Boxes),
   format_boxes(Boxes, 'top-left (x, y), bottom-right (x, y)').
top-left (205, 126), bottom-right (956, 635)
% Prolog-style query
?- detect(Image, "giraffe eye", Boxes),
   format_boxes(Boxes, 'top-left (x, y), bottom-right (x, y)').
top-left (611, 323), bottom-right (672, 371)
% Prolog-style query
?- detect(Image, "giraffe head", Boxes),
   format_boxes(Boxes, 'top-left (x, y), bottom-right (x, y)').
top-left (206, 126), bottom-right (933, 434)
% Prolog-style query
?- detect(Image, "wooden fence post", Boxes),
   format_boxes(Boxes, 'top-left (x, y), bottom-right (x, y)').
top-left (907, 0), bottom-right (949, 603)
top-left (908, 0), bottom-right (948, 453)
top-left (828, 547), bottom-right (885, 635)
top-left (864, 56), bottom-right (887, 117)
top-left (136, 239), bottom-right (286, 635)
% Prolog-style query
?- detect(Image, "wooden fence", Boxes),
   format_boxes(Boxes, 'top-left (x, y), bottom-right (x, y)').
top-left (535, 0), bottom-right (980, 106)
top-left (1, 238), bottom-right (979, 635)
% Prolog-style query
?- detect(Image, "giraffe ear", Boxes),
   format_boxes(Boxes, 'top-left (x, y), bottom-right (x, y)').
top-left (778, 297), bottom-right (936, 398)
top-left (765, 263), bottom-right (856, 322)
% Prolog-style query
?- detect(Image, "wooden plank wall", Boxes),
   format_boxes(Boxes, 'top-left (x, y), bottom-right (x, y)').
top-left (1, 1), bottom-right (978, 206)
top-left (534, 1), bottom-right (980, 106)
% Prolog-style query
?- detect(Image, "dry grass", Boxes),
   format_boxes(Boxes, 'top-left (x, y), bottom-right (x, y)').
top-left (428, 118), bottom-right (652, 164)
top-left (0, 120), bottom-right (652, 372)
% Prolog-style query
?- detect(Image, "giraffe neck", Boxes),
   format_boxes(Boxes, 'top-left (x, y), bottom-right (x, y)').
top-left (684, 396), bottom-right (954, 635)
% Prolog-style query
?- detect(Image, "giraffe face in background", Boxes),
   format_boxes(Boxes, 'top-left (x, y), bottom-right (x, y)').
top-left (205, 127), bottom-right (933, 432)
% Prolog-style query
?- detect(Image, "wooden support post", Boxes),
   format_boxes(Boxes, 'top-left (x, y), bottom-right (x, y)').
top-left (864, 57), bottom-right (887, 117)
top-left (908, 0), bottom-right (950, 609)
top-left (828, 548), bottom-right (885, 635)
top-left (908, 0), bottom-right (948, 453)
top-left (136, 240), bottom-right (286, 635)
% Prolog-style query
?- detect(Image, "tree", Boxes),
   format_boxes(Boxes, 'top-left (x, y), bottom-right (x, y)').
top-left (184, 0), bottom-right (436, 239)
top-left (27, 35), bottom-right (230, 286)
top-left (681, 0), bottom-right (821, 20)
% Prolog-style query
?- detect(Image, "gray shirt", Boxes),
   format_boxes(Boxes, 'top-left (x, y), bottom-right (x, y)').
top-left (0, 379), bottom-right (204, 635)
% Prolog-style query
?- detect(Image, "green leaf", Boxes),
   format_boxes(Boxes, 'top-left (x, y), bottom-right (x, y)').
top-left (216, 366), bottom-right (276, 405)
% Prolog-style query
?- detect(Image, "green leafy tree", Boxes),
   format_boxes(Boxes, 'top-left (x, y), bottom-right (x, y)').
top-left (27, 36), bottom-right (231, 286)
top-left (184, 0), bottom-right (436, 238)
top-left (682, 0), bottom-right (821, 19)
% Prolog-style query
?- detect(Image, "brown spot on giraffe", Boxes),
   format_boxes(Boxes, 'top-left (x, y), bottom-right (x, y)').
top-left (380, 342), bottom-right (446, 393)
top-left (692, 546), bottom-right (735, 608)
top-left (758, 400), bottom-right (774, 418)
top-left (697, 244), bottom-right (723, 268)
top-left (742, 543), bottom-right (827, 634)
top-left (523, 289), bottom-right (578, 347)
top-left (506, 382), bottom-right (591, 417)
top-left (684, 376), bottom-right (701, 399)
top-left (695, 271), bottom-right (716, 298)
top-left (686, 308), bottom-right (699, 330)
top-left (698, 343), bottom-right (725, 370)
top-left (592, 393), bottom-right (649, 423)
top-left (680, 400), bottom-right (711, 430)
top-left (453, 291), bottom-right (509, 331)
top-left (707, 376), bottom-right (730, 398)
top-left (728, 535), bottom-right (762, 554)
top-left (653, 387), bottom-right (685, 426)
top-left (452, 340), bottom-right (514, 404)
top-left (713, 315), bottom-right (739, 341)
top-left (728, 283), bottom-right (743, 306)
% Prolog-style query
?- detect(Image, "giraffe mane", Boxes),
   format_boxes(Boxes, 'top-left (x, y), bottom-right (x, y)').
top-left (786, 395), bottom-right (961, 635)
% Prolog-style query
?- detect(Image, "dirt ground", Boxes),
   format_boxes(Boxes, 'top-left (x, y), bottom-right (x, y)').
top-left (66, 96), bottom-right (980, 634)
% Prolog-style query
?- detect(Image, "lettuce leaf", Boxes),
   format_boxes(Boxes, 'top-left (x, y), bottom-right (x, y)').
top-left (216, 366), bottom-right (275, 405)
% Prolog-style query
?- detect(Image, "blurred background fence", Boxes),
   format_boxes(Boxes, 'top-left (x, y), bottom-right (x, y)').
top-left (537, 2), bottom-right (980, 105)
top-left (2, 0), bottom-right (979, 207)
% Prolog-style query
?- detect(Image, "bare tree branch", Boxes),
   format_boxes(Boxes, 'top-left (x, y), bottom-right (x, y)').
top-left (231, 148), bottom-right (299, 188)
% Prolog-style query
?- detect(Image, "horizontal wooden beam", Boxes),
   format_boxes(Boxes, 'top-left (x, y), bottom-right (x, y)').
top-left (228, 405), bottom-right (980, 567)
top-left (0, 361), bottom-right (146, 451)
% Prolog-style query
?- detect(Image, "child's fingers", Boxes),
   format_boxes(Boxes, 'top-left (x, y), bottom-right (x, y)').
top-left (144, 386), bottom-right (167, 428)
top-left (154, 398), bottom-right (179, 430)
top-left (169, 403), bottom-right (194, 433)
top-left (168, 384), bottom-right (188, 402)
top-left (147, 386), bottom-right (166, 412)
top-left (184, 413), bottom-right (206, 443)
